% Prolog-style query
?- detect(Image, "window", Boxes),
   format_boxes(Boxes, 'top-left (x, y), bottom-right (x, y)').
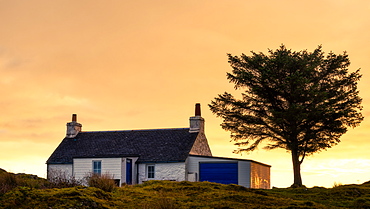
top-left (147, 165), bottom-right (155, 179)
top-left (93, 161), bottom-right (101, 175)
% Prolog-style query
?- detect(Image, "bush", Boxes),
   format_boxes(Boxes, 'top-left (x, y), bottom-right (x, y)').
top-left (0, 172), bottom-right (49, 194)
top-left (48, 169), bottom-right (81, 188)
top-left (353, 197), bottom-right (370, 208)
top-left (0, 172), bottom-right (18, 194)
top-left (86, 173), bottom-right (116, 192)
top-left (333, 181), bottom-right (343, 188)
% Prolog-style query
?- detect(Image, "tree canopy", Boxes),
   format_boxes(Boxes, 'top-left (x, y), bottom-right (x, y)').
top-left (209, 45), bottom-right (363, 187)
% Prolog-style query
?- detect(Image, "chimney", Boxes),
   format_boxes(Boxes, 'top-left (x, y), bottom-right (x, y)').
top-left (72, 114), bottom-right (77, 122)
top-left (189, 103), bottom-right (205, 133)
top-left (195, 103), bottom-right (201, 116)
top-left (66, 114), bottom-right (82, 138)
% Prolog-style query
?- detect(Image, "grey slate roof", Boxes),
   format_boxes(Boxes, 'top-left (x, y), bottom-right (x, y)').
top-left (47, 128), bottom-right (199, 164)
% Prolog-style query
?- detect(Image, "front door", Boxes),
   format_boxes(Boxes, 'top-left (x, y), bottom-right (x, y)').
top-left (126, 159), bottom-right (132, 185)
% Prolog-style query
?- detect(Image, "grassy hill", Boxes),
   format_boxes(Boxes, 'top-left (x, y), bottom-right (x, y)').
top-left (1, 169), bottom-right (370, 208)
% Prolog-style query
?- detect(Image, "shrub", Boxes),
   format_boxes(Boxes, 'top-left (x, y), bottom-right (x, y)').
top-left (16, 173), bottom-right (50, 189)
top-left (142, 196), bottom-right (177, 209)
top-left (333, 181), bottom-right (343, 188)
top-left (85, 173), bottom-right (116, 192)
top-left (0, 172), bottom-right (18, 194)
top-left (0, 171), bottom-right (51, 194)
top-left (353, 197), bottom-right (370, 208)
top-left (47, 169), bottom-right (81, 188)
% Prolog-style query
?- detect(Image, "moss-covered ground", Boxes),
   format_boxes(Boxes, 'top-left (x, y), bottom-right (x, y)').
top-left (1, 170), bottom-right (370, 208)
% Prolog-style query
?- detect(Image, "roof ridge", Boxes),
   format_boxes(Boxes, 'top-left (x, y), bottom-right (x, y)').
top-left (81, 127), bottom-right (189, 133)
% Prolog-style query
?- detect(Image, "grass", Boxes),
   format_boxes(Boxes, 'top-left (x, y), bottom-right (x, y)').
top-left (86, 173), bottom-right (116, 192)
top-left (1, 169), bottom-right (370, 208)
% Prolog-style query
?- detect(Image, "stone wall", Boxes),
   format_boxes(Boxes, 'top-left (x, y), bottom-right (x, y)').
top-left (189, 132), bottom-right (212, 156)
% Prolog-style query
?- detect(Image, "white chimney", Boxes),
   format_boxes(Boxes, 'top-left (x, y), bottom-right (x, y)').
top-left (189, 103), bottom-right (204, 133)
top-left (66, 114), bottom-right (82, 138)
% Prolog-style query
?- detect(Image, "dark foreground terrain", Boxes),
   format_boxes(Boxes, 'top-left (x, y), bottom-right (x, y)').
top-left (1, 169), bottom-right (369, 208)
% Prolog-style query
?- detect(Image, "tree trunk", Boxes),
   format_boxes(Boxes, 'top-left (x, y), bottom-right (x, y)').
top-left (291, 149), bottom-right (303, 187)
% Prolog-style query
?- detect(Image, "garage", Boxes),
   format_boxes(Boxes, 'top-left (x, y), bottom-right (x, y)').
top-left (199, 162), bottom-right (238, 184)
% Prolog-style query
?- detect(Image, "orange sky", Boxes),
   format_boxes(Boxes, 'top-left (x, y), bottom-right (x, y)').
top-left (1, 0), bottom-right (369, 188)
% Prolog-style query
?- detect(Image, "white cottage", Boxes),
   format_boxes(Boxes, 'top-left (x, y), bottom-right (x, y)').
top-left (47, 104), bottom-right (270, 189)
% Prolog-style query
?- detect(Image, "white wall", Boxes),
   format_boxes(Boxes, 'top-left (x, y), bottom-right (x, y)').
top-left (47, 164), bottom-right (73, 180)
top-left (73, 158), bottom-right (122, 180)
top-left (138, 162), bottom-right (186, 184)
top-left (238, 161), bottom-right (251, 188)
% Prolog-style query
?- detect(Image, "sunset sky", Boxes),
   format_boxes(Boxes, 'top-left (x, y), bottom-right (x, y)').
top-left (1, 0), bottom-right (370, 188)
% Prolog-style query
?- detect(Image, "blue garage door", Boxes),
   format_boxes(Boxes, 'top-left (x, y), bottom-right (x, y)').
top-left (199, 162), bottom-right (238, 184)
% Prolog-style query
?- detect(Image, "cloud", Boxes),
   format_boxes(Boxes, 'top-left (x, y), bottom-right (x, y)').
top-left (0, 0), bottom-right (369, 187)
top-left (0, 48), bottom-right (29, 85)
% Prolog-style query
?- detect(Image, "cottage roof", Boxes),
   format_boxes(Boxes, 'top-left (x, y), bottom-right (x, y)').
top-left (46, 128), bottom-right (199, 164)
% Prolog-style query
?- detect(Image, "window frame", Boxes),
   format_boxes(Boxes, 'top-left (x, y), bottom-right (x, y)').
top-left (92, 160), bottom-right (102, 175)
top-left (147, 165), bottom-right (155, 179)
